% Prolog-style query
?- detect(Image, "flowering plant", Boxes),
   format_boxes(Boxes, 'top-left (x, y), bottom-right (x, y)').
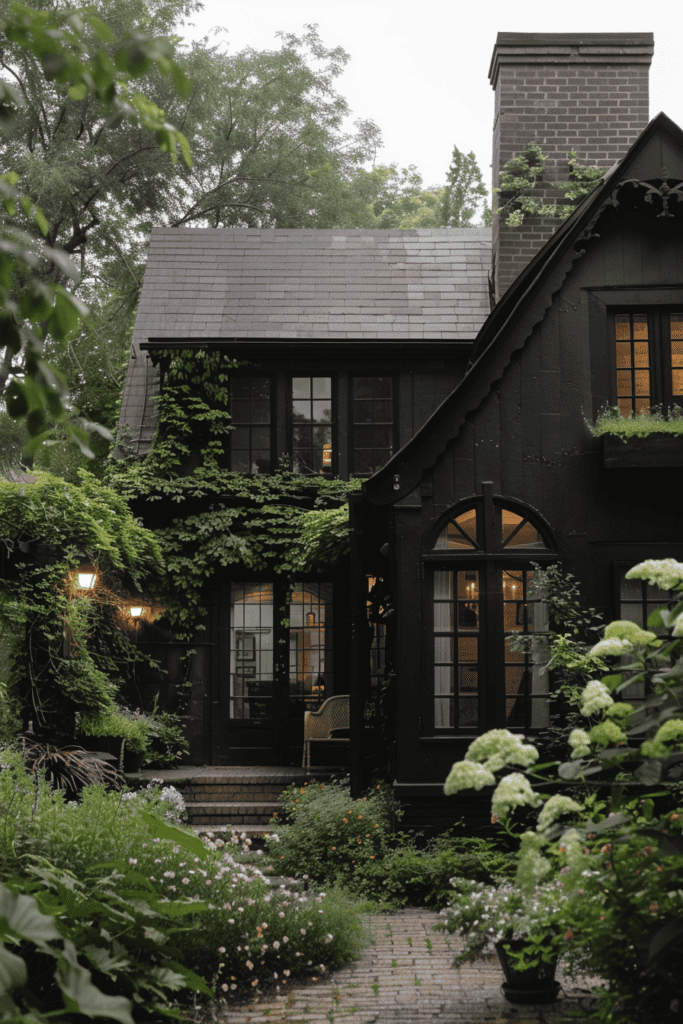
top-left (438, 878), bottom-right (571, 970)
top-left (442, 558), bottom-right (683, 1022)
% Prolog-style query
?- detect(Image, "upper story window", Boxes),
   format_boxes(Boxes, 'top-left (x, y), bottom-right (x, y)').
top-left (229, 376), bottom-right (273, 473)
top-left (351, 377), bottom-right (394, 476)
top-left (615, 311), bottom-right (683, 416)
top-left (291, 377), bottom-right (333, 476)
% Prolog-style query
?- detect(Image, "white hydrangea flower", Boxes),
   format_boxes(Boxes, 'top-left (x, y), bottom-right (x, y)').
top-left (444, 760), bottom-right (496, 796)
top-left (625, 559), bottom-right (683, 592)
top-left (603, 620), bottom-right (658, 645)
top-left (580, 680), bottom-right (614, 717)
top-left (465, 729), bottom-right (539, 769)
top-left (491, 773), bottom-right (543, 820)
top-left (568, 728), bottom-right (591, 759)
top-left (588, 637), bottom-right (633, 659)
top-left (536, 795), bottom-right (584, 832)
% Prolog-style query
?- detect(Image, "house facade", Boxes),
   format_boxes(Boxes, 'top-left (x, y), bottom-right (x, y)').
top-left (118, 32), bottom-right (683, 824)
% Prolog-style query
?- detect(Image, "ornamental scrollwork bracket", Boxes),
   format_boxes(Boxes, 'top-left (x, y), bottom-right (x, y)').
top-left (606, 178), bottom-right (683, 218)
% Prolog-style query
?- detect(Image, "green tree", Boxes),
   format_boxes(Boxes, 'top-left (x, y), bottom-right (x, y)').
top-left (441, 144), bottom-right (489, 226)
top-left (335, 163), bottom-right (445, 229)
top-left (0, 0), bottom-right (193, 454)
top-left (1, 5), bottom-right (382, 466)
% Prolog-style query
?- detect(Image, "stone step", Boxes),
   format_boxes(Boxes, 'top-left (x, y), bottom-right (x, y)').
top-left (186, 800), bottom-right (280, 826)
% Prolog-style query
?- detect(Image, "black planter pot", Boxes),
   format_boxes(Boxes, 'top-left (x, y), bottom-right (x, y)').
top-left (495, 941), bottom-right (561, 1005)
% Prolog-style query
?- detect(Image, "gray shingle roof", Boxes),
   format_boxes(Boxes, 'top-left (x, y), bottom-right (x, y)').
top-left (117, 227), bottom-right (492, 456)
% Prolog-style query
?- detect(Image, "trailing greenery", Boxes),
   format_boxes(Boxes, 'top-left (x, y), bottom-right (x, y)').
top-left (265, 778), bottom-right (515, 909)
top-left (108, 349), bottom-right (359, 639)
top-left (588, 404), bottom-right (683, 438)
top-left (0, 468), bottom-right (171, 745)
top-left (496, 144), bottom-right (606, 226)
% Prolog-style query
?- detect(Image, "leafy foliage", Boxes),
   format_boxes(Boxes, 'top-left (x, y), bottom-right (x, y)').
top-left (266, 778), bottom-right (514, 908)
top-left (443, 557), bottom-right (683, 1023)
top-left (588, 405), bottom-right (683, 438)
top-left (0, 469), bottom-right (166, 742)
top-left (108, 349), bottom-right (359, 639)
top-left (496, 145), bottom-right (606, 226)
top-left (0, 0), bottom-right (193, 450)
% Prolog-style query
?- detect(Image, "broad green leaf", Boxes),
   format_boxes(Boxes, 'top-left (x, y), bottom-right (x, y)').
top-left (68, 82), bottom-right (88, 101)
top-left (0, 884), bottom-right (61, 943)
top-left (85, 13), bottom-right (115, 43)
top-left (139, 811), bottom-right (208, 860)
top-left (56, 945), bottom-right (135, 1024)
top-left (0, 942), bottom-right (28, 990)
top-left (634, 760), bottom-right (662, 785)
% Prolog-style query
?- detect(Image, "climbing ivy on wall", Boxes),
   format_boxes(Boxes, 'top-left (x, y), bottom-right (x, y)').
top-left (0, 470), bottom-right (164, 742)
top-left (496, 144), bottom-right (607, 226)
top-left (108, 350), bottom-right (359, 638)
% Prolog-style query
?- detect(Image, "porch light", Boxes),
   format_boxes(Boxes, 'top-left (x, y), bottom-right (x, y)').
top-left (130, 606), bottom-right (143, 618)
top-left (76, 572), bottom-right (97, 590)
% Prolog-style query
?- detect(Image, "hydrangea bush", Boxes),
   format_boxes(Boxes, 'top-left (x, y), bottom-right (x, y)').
top-left (442, 559), bottom-right (683, 1023)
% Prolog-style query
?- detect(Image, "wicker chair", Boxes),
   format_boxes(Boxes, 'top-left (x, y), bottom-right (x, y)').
top-left (302, 694), bottom-right (350, 770)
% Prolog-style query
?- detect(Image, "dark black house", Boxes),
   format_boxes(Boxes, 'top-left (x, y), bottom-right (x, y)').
top-left (118, 33), bottom-right (683, 825)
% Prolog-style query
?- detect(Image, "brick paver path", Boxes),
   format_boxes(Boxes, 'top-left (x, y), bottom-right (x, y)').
top-left (213, 908), bottom-right (600, 1023)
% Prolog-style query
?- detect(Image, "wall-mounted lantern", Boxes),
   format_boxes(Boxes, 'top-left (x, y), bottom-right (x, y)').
top-left (129, 606), bottom-right (144, 618)
top-left (76, 572), bottom-right (97, 590)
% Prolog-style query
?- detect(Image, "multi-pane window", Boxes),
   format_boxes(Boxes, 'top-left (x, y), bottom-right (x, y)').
top-left (351, 377), bottom-right (394, 475)
top-left (429, 499), bottom-right (552, 732)
top-left (288, 584), bottom-right (333, 710)
top-left (615, 312), bottom-right (683, 416)
top-left (230, 583), bottom-right (274, 720)
top-left (229, 377), bottom-right (272, 473)
top-left (229, 582), bottom-right (333, 720)
top-left (291, 377), bottom-right (333, 476)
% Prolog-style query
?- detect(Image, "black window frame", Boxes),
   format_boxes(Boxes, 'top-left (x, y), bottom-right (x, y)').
top-left (287, 372), bottom-right (336, 478)
top-left (611, 308), bottom-right (683, 417)
top-left (422, 486), bottom-right (557, 736)
top-left (348, 373), bottom-right (397, 478)
top-left (227, 371), bottom-right (276, 475)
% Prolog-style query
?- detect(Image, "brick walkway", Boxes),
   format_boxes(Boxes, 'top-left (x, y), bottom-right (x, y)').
top-left (210, 908), bottom-right (601, 1023)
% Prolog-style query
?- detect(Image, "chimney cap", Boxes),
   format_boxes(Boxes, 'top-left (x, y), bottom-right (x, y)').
top-left (489, 32), bottom-right (654, 88)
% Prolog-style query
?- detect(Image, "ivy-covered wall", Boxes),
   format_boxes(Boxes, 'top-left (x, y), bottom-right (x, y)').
top-left (108, 350), bottom-right (360, 763)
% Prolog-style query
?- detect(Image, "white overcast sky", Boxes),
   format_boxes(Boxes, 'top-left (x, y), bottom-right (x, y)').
top-left (179, 0), bottom-right (682, 197)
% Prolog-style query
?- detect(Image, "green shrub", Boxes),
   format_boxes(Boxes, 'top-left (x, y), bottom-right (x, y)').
top-left (2, 857), bottom-right (212, 1022)
top-left (78, 709), bottom-right (151, 754)
top-left (266, 779), bottom-right (514, 907)
top-left (0, 751), bottom-right (186, 876)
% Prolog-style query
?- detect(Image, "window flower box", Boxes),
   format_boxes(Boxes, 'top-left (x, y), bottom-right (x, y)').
top-left (602, 433), bottom-right (683, 469)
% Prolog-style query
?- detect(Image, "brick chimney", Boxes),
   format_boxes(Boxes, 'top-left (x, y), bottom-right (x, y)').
top-left (489, 32), bottom-right (654, 304)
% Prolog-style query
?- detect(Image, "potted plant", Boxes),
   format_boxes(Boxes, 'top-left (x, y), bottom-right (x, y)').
top-left (438, 878), bottom-right (569, 1003)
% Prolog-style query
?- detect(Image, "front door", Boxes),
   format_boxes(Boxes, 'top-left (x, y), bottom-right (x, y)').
top-left (215, 581), bottom-right (334, 765)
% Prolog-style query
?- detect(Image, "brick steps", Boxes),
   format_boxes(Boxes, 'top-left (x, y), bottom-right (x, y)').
top-left (170, 769), bottom-right (329, 831)
top-left (187, 800), bottom-right (280, 827)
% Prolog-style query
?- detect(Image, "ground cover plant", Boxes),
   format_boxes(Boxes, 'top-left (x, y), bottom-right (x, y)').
top-left (0, 751), bottom-right (367, 1018)
top-left (266, 777), bottom-right (515, 908)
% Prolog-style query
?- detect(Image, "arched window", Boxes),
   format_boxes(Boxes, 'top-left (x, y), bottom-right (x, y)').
top-left (424, 486), bottom-right (556, 734)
